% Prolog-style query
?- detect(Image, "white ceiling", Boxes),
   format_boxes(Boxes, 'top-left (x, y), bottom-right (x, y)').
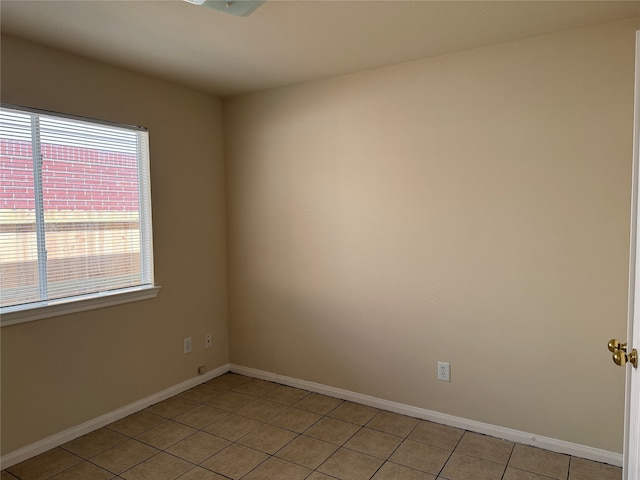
top-left (2, 1), bottom-right (640, 97)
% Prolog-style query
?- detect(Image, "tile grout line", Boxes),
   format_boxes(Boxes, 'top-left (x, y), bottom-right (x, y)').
top-left (434, 427), bottom-right (466, 480)
top-left (499, 436), bottom-right (516, 480)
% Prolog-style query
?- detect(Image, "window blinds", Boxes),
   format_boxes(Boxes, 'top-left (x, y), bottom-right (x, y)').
top-left (0, 105), bottom-right (154, 310)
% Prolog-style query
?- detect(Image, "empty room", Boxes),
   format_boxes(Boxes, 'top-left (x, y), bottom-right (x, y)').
top-left (2, 1), bottom-right (640, 479)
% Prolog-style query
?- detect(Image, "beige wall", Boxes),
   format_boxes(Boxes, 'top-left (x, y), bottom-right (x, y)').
top-left (0, 35), bottom-right (228, 455)
top-left (224, 17), bottom-right (640, 453)
top-left (2, 15), bottom-right (639, 458)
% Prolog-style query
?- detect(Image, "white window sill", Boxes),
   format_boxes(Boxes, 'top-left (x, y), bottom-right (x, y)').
top-left (0, 286), bottom-right (161, 327)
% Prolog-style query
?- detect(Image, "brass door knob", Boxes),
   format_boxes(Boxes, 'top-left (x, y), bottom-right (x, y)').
top-left (608, 339), bottom-right (626, 353)
top-left (613, 349), bottom-right (627, 366)
top-left (608, 339), bottom-right (638, 368)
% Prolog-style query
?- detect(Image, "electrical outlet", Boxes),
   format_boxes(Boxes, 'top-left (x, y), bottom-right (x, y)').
top-left (437, 361), bottom-right (450, 382)
top-left (205, 333), bottom-right (212, 349)
top-left (184, 337), bottom-right (192, 354)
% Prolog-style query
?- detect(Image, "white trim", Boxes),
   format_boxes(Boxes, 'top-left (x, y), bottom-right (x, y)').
top-left (230, 364), bottom-right (623, 467)
top-left (0, 363), bottom-right (230, 470)
top-left (2, 363), bottom-right (623, 470)
top-left (0, 286), bottom-right (161, 327)
top-left (624, 29), bottom-right (640, 480)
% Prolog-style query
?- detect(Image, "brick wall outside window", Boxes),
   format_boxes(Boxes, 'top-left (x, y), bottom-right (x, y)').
top-left (0, 139), bottom-right (139, 212)
top-left (0, 139), bottom-right (142, 304)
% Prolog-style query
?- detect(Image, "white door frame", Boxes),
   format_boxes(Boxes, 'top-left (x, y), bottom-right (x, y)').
top-left (623, 30), bottom-right (640, 480)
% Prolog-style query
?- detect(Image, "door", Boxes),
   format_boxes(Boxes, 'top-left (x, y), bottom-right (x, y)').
top-left (622, 30), bottom-right (640, 479)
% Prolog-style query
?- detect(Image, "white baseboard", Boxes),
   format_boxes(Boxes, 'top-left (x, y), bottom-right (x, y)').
top-left (2, 362), bottom-right (622, 470)
top-left (229, 364), bottom-right (623, 467)
top-left (0, 363), bottom-right (230, 470)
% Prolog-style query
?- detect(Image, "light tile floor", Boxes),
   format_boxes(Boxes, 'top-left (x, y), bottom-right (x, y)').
top-left (2, 373), bottom-right (622, 480)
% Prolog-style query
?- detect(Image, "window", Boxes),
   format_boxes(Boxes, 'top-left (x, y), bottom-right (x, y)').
top-left (0, 105), bottom-right (158, 325)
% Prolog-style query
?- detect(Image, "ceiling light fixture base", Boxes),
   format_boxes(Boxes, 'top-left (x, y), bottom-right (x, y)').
top-left (183, 0), bottom-right (265, 17)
